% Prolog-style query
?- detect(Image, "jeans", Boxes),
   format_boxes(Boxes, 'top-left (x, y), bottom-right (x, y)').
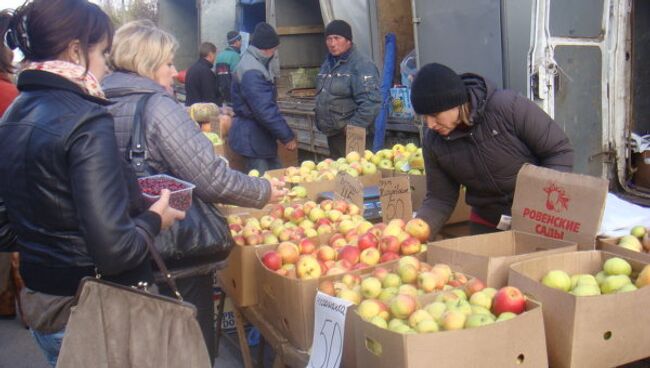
top-left (245, 156), bottom-right (282, 175)
top-left (31, 329), bottom-right (65, 367)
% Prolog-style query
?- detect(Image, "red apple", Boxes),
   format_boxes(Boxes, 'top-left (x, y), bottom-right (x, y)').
top-left (318, 260), bottom-right (329, 275)
top-left (379, 251), bottom-right (400, 263)
top-left (289, 208), bottom-right (306, 224)
top-left (399, 236), bottom-right (421, 255)
top-left (463, 278), bottom-right (486, 297)
top-left (316, 218), bottom-right (333, 228)
top-left (335, 259), bottom-right (353, 270)
top-left (404, 218), bottom-right (431, 242)
top-left (492, 286), bottom-right (526, 316)
top-left (358, 232), bottom-right (379, 251)
top-left (319, 280), bottom-right (336, 296)
top-left (229, 223), bottom-right (242, 233)
top-left (380, 236), bottom-right (401, 254)
top-left (299, 238), bottom-right (317, 255)
top-left (233, 235), bottom-right (246, 247)
top-left (332, 200), bottom-right (349, 213)
top-left (339, 246), bottom-right (361, 265)
top-left (269, 204), bottom-right (285, 219)
top-left (317, 245), bottom-right (337, 262)
top-left (262, 251), bottom-right (282, 271)
top-left (245, 233), bottom-right (263, 246)
top-left (277, 241), bottom-right (300, 264)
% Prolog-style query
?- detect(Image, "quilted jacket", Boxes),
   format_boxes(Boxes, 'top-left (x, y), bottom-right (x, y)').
top-left (102, 71), bottom-right (271, 208)
top-left (416, 74), bottom-right (574, 237)
top-left (229, 46), bottom-right (295, 158)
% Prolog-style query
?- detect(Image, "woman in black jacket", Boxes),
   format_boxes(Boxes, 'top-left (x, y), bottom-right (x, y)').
top-left (0, 1), bottom-right (183, 365)
top-left (411, 63), bottom-right (574, 238)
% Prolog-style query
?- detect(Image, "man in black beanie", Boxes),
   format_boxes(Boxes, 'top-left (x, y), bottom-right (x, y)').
top-left (215, 30), bottom-right (243, 105)
top-left (410, 62), bottom-right (574, 239)
top-left (315, 19), bottom-right (381, 159)
top-left (228, 22), bottom-right (296, 174)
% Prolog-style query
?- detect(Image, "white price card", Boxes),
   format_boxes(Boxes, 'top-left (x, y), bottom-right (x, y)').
top-left (307, 291), bottom-right (354, 368)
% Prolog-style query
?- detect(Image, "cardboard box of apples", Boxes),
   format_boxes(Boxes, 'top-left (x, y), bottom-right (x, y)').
top-left (597, 225), bottom-right (650, 264)
top-left (347, 257), bottom-right (548, 368)
top-left (218, 198), bottom-right (365, 307)
top-left (509, 251), bottom-right (650, 368)
top-left (254, 217), bottom-right (432, 351)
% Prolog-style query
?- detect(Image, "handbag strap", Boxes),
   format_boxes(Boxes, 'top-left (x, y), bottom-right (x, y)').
top-left (129, 93), bottom-right (154, 176)
top-left (141, 230), bottom-right (183, 301)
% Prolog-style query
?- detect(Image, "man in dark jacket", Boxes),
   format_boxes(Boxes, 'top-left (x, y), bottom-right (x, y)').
top-left (315, 20), bottom-right (381, 159)
top-left (410, 63), bottom-right (574, 238)
top-left (184, 42), bottom-right (219, 106)
top-left (215, 31), bottom-right (241, 105)
top-left (229, 22), bottom-right (296, 173)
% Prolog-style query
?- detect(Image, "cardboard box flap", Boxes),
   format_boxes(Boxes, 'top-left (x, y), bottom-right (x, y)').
top-left (511, 164), bottom-right (608, 249)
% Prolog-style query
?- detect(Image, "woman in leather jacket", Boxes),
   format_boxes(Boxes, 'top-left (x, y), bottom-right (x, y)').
top-left (0, 1), bottom-right (183, 365)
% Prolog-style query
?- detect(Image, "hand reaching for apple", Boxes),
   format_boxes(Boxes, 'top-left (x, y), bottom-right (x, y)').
top-left (267, 177), bottom-right (288, 204)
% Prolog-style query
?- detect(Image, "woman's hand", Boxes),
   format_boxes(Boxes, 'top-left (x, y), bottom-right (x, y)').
top-left (266, 177), bottom-right (288, 203)
top-left (148, 189), bottom-right (186, 230)
top-left (284, 139), bottom-right (297, 151)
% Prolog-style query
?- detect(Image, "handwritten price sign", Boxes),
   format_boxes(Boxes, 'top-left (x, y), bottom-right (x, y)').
top-left (379, 176), bottom-right (413, 223)
top-left (308, 292), bottom-right (354, 368)
top-left (334, 172), bottom-right (364, 209)
top-left (345, 125), bottom-right (366, 155)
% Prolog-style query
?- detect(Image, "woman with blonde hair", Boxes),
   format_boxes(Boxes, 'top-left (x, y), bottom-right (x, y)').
top-left (102, 20), bottom-right (287, 362)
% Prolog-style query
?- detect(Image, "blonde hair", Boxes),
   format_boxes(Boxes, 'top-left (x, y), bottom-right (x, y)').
top-left (110, 20), bottom-right (178, 80)
top-left (458, 102), bottom-right (472, 126)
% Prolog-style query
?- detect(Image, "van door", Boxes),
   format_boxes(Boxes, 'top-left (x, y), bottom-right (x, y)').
top-left (528, 0), bottom-right (631, 180)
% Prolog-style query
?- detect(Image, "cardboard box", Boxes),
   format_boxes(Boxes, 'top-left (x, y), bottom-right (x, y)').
top-left (427, 231), bottom-right (576, 287)
top-left (511, 164), bottom-right (608, 250)
top-left (509, 251), bottom-right (650, 368)
top-left (255, 247), bottom-right (427, 351)
top-left (217, 243), bottom-right (276, 307)
top-left (353, 297), bottom-right (548, 368)
top-left (300, 172), bottom-right (382, 201)
top-left (597, 237), bottom-right (650, 265)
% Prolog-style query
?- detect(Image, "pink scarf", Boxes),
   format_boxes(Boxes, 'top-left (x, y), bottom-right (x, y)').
top-left (24, 60), bottom-right (105, 99)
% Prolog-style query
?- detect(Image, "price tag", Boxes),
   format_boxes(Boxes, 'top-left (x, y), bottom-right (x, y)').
top-left (345, 125), bottom-right (366, 155)
top-left (379, 176), bottom-right (413, 223)
top-left (307, 292), bottom-right (354, 368)
top-left (334, 172), bottom-right (364, 209)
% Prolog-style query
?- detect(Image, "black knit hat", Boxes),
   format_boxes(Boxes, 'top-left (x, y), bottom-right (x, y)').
top-left (227, 31), bottom-right (241, 44)
top-left (410, 63), bottom-right (468, 115)
top-left (325, 20), bottom-right (352, 41)
top-left (251, 22), bottom-right (280, 49)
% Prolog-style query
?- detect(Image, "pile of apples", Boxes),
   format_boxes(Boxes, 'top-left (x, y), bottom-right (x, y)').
top-left (320, 257), bottom-right (527, 334)
top-left (369, 143), bottom-right (424, 175)
top-left (616, 225), bottom-right (650, 253)
top-left (227, 199), bottom-right (363, 246)
top-left (541, 257), bottom-right (650, 296)
top-left (259, 218), bottom-right (432, 280)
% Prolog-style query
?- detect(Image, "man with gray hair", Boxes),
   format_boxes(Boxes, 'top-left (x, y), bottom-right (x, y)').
top-left (185, 41), bottom-right (219, 106)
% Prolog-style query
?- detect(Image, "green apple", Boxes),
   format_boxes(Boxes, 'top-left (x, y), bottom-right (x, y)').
top-left (541, 270), bottom-right (572, 291)
top-left (595, 271), bottom-right (607, 285)
top-left (600, 275), bottom-right (632, 294)
top-left (603, 257), bottom-right (632, 276)
top-left (408, 309), bottom-right (433, 328)
top-left (424, 302), bottom-right (447, 322)
top-left (415, 319), bottom-right (439, 333)
top-left (571, 274), bottom-right (599, 289)
top-left (617, 284), bottom-right (638, 293)
top-left (570, 284), bottom-right (601, 296)
top-left (464, 313), bottom-right (495, 329)
top-left (496, 312), bottom-right (517, 322)
top-left (469, 291), bottom-right (492, 310)
top-left (618, 235), bottom-right (643, 252)
top-left (630, 225), bottom-right (647, 238)
top-left (369, 315), bottom-right (388, 329)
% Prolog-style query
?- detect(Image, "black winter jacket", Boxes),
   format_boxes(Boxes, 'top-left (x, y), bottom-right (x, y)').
top-left (0, 70), bottom-right (161, 296)
top-left (416, 74), bottom-right (574, 236)
top-left (184, 58), bottom-right (219, 106)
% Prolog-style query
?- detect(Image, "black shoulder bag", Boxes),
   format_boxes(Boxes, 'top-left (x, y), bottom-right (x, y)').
top-left (124, 93), bottom-right (234, 269)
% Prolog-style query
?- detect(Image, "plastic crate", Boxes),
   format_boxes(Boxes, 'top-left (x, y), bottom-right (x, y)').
top-left (138, 174), bottom-right (195, 211)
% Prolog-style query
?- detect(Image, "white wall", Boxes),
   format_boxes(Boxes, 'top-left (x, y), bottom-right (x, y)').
top-left (200, 0), bottom-right (237, 52)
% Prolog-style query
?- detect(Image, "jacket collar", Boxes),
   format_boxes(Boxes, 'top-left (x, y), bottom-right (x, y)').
top-left (246, 46), bottom-right (273, 67)
top-left (327, 45), bottom-right (355, 70)
top-left (17, 69), bottom-right (112, 106)
top-left (101, 71), bottom-right (169, 97)
top-left (198, 58), bottom-right (214, 68)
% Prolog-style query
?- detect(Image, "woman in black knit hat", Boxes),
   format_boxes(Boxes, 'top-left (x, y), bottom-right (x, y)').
top-left (411, 63), bottom-right (575, 237)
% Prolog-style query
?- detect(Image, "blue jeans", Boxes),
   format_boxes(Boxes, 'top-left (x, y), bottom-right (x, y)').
top-left (31, 329), bottom-right (65, 367)
top-left (246, 157), bottom-right (282, 175)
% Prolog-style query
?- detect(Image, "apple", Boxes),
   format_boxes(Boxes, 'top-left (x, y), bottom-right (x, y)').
top-left (296, 255), bottom-right (322, 280)
top-left (464, 313), bottom-right (495, 329)
top-left (492, 286), bottom-right (526, 315)
top-left (570, 284), bottom-right (601, 296)
top-left (400, 236), bottom-right (422, 255)
top-left (404, 218), bottom-right (431, 242)
top-left (362, 162), bottom-right (377, 176)
top-left (496, 312), bottom-right (517, 322)
top-left (298, 238), bottom-right (317, 255)
top-left (416, 272), bottom-right (439, 293)
top-left (463, 278), bottom-right (486, 297)
top-left (245, 233), bottom-right (263, 245)
top-left (618, 235), bottom-right (643, 252)
top-left (304, 228), bottom-right (318, 238)
top-left (328, 233), bottom-right (346, 247)
top-left (636, 264), bottom-right (650, 288)
top-left (342, 273), bottom-right (361, 289)
top-left (408, 309), bottom-right (433, 329)
top-left (372, 267), bottom-right (389, 281)
top-left (298, 219), bottom-right (315, 231)
top-left (344, 230), bottom-right (359, 244)
top-left (358, 232), bottom-right (379, 251)
top-left (398, 263), bottom-right (418, 284)
top-left (600, 275), bottom-right (631, 294)
top-left (379, 252), bottom-right (400, 263)
top-left (398, 256), bottom-right (421, 271)
top-left (424, 302), bottom-right (447, 322)
top-left (325, 267), bottom-right (347, 276)
top-left (440, 310), bottom-right (466, 331)
top-left (469, 291), bottom-right (492, 310)
top-left (603, 257), bottom-right (632, 276)
top-left (320, 200), bottom-right (333, 211)
top-left (233, 235), bottom-right (246, 246)
top-left (262, 251), bottom-right (282, 271)
top-left (359, 248), bottom-right (381, 266)
top-left (445, 299), bottom-right (472, 316)
top-left (630, 225), bottom-right (647, 238)
top-left (348, 203), bottom-right (361, 216)
top-left (356, 221), bottom-right (374, 236)
top-left (317, 245), bottom-right (337, 262)
top-left (379, 236), bottom-right (400, 254)
top-left (332, 200), bottom-right (349, 214)
top-left (317, 224), bottom-right (333, 235)
top-left (319, 280), bottom-right (336, 296)
top-left (337, 219), bottom-right (356, 235)
top-left (398, 284), bottom-right (419, 298)
top-left (358, 299), bottom-right (384, 321)
top-left (415, 319), bottom-right (439, 333)
top-left (309, 207), bottom-right (326, 222)
top-left (277, 241), bottom-right (300, 264)
top-left (541, 270), bottom-right (571, 291)
top-left (360, 277), bottom-right (382, 299)
top-left (388, 219), bottom-right (406, 229)
top-left (337, 288), bottom-right (361, 305)
top-left (339, 245), bottom-right (361, 265)
top-left (368, 224), bottom-right (384, 239)
top-left (389, 294), bottom-right (418, 319)
top-left (227, 215), bottom-right (243, 226)
top-left (378, 287), bottom-right (398, 303)
top-left (617, 284), bottom-right (638, 293)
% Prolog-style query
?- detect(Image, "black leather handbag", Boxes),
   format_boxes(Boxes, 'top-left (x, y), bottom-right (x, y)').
top-left (124, 93), bottom-right (234, 267)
